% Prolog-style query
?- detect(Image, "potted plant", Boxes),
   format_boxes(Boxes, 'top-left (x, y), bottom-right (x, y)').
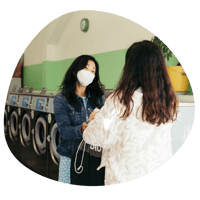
top-left (151, 36), bottom-right (173, 61)
top-left (151, 36), bottom-right (190, 94)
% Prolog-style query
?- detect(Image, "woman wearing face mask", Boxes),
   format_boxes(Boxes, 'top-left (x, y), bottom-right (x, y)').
top-left (54, 55), bottom-right (105, 184)
top-left (83, 40), bottom-right (179, 185)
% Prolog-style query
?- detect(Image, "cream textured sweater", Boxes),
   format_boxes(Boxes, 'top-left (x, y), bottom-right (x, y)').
top-left (83, 88), bottom-right (173, 185)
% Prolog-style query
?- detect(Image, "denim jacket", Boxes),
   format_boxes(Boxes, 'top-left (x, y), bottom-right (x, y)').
top-left (53, 91), bottom-right (105, 158)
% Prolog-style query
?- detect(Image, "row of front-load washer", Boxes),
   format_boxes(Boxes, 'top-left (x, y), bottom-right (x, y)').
top-left (4, 86), bottom-right (61, 180)
top-left (4, 86), bottom-right (114, 180)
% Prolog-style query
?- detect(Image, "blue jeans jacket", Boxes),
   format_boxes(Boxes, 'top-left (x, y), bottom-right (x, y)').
top-left (54, 91), bottom-right (105, 158)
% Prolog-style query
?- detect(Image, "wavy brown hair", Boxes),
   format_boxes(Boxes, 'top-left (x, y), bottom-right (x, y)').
top-left (112, 40), bottom-right (178, 126)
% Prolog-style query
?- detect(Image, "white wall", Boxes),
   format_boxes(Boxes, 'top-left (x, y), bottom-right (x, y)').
top-left (171, 106), bottom-right (195, 155)
top-left (24, 17), bottom-right (60, 66)
top-left (24, 11), bottom-right (154, 66)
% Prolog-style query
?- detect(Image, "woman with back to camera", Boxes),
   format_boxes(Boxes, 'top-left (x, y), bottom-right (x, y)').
top-left (83, 40), bottom-right (179, 185)
top-left (53, 55), bottom-right (105, 184)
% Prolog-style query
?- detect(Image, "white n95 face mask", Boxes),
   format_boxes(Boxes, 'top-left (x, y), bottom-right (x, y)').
top-left (77, 69), bottom-right (95, 86)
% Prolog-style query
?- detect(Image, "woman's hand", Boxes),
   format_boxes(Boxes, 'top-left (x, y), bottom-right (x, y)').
top-left (81, 122), bottom-right (88, 133)
top-left (89, 111), bottom-right (97, 122)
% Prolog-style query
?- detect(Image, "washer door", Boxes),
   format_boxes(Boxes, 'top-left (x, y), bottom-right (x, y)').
top-left (33, 117), bottom-right (46, 155)
top-left (21, 113), bottom-right (31, 146)
top-left (9, 111), bottom-right (18, 140)
top-left (4, 109), bottom-right (7, 133)
top-left (49, 123), bottom-right (61, 165)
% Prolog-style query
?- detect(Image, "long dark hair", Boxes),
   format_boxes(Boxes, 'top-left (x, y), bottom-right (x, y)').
top-left (112, 40), bottom-right (178, 126)
top-left (59, 55), bottom-right (104, 109)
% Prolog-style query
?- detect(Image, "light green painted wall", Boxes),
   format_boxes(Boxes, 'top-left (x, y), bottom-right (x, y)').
top-left (46, 58), bottom-right (75, 91)
top-left (93, 49), bottom-right (127, 90)
top-left (165, 54), bottom-right (179, 66)
top-left (23, 49), bottom-right (127, 91)
top-left (23, 63), bottom-right (46, 90)
top-left (23, 49), bottom-right (192, 94)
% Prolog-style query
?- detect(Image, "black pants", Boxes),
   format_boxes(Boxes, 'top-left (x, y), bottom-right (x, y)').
top-left (70, 144), bottom-right (105, 186)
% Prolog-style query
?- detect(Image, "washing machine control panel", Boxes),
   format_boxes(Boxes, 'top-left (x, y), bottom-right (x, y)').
top-left (7, 94), bottom-right (19, 106)
top-left (31, 97), bottom-right (54, 113)
top-left (34, 98), bottom-right (46, 111)
top-left (19, 96), bottom-right (31, 108)
top-left (7, 94), bottom-right (55, 113)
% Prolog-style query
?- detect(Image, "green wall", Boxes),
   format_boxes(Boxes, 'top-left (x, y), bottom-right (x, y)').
top-left (23, 62), bottom-right (46, 90)
top-left (165, 54), bottom-right (179, 66)
top-left (23, 49), bottom-right (192, 94)
top-left (23, 49), bottom-right (127, 91)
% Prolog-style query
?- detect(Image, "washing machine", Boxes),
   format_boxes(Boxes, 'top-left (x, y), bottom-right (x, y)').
top-left (5, 87), bottom-right (59, 181)
top-left (46, 116), bottom-right (62, 181)
top-left (46, 96), bottom-right (60, 181)
top-left (6, 91), bottom-right (20, 141)
top-left (29, 93), bottom-right (59, 180)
